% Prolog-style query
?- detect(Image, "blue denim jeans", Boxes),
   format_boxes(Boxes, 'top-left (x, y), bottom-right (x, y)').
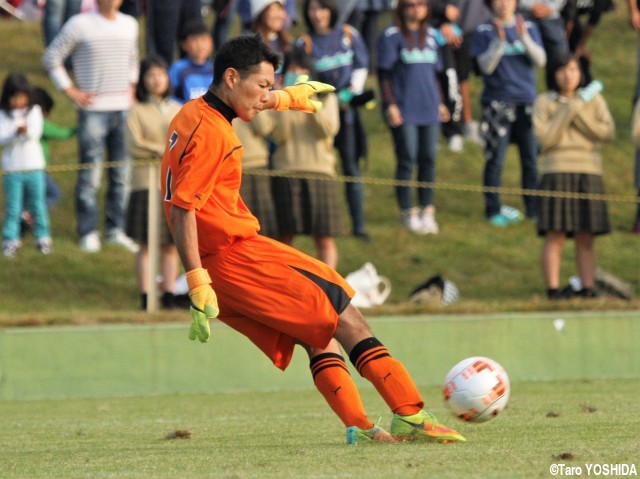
top-left (391, 123), bottom-right (440, 211)
top-left (3, 170), bottom-right (50, 241)
top-left (483, 105), bottom-right (538, 218)
top-left (42, 0), bottom-right (82, 46)
top-left (76, 110), bottom-right (130, 237)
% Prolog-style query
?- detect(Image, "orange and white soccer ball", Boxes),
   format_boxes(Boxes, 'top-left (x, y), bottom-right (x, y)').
top-left (443, 356), bottom-right (510, 422)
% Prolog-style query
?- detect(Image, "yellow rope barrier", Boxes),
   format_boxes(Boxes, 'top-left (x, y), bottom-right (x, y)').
top-left (2, 158), bottom-right (638, 204)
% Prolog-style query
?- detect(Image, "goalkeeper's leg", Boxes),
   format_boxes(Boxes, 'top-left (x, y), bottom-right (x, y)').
top-left (334, 304), bottom-right (466, 443)
top-left (302, 339), bottom-right (394, 444)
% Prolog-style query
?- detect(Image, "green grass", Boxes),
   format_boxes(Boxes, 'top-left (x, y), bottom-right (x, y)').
top-left (0, 379), bottom-right (638, 478)
top-left (0, 10), bottom-right (639, 323)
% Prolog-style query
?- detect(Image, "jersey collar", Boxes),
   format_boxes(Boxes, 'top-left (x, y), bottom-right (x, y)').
top-left (203, 89), bottom-right (237, 124)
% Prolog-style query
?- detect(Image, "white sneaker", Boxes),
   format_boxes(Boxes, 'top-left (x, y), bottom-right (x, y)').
top-left (448, 134), bottom-right (464, 153)
top-left (106, 229), bottom-right (139, 253)
top-left (419, 205), bottom-right (440, 234)
top-left (79, 231), bottom-right (101, 253)
top-left (401, 208), bottom-right (426, 234)
top-left (464, 121), bottom-right (484, 145)
top-left (37, 237), bottom-right (53, 255)
top-left (2, 239), bottom-right (22, 258)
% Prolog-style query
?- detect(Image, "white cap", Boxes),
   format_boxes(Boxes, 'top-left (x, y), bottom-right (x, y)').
top-left (250, 0), bottom-right (285, 22)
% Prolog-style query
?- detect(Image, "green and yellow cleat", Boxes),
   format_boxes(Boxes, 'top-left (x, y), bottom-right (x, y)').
top-left (346, 425), bottom-right (396, 445)
top-left (390, 410), bottom-right (467, 443)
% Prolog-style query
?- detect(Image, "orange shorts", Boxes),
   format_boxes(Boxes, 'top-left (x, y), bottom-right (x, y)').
top-left (201, 235), bottom-right (354, 370)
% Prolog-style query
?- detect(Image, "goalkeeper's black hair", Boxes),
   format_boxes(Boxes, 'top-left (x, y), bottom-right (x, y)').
top-left (212, 33), bottom-right (281, 87)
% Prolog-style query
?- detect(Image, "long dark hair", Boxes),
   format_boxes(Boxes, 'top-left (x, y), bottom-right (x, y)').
top-left (0, 72), bottom-right (33, 112)
top-left (253, 2), bottom-right (292, 55)
top-left (393, 0), bottom-right (430, 50)
top-left (302, 0), bottom-right (339, 34)
top-left (547, 51), bottom-right (586, 93)
top-left (135, 56), bottom-right (171, 102)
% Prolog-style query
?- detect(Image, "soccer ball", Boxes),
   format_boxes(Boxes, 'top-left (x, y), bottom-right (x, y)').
top-left (442, 356), bottom-right (510, 423)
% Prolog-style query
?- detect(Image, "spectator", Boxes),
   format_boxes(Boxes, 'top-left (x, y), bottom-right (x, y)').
top-left (561, 0), bottom-right (614, 84)
top-left (450, 0), bottom-right (492, 145)
top-left (630, 0), bottom-right (640, 102)
top-left (146, 0), bottom-right (202, 66)
top-left (233, 115), bottom-right (279, 238)
top-left (470, 0), bottom-right (546, 226)
top-left (533, 53), bottom-right (615, 299)
top-left (126, 57), bottom-right (182, 310)
top-left (632, 98), bottom-right (640, 234)
top-left (39, 0), bottom-right (82, 47)
top-left (430, 0), bottom-right (466, 152)
top-left (212, 0), bottom-right (241, 49)
top-left (19, 86), bottom-right (75, 235)
top-left (377, 0), bottom-right (446, 234)
top-left (168, 20), bottom-right (214, 104)
top-left (0, 73), bottom-right (52, 257)
top-left (517, 0), bottom-right (569, 88)
top-left (268, 47), bottom-right (343, 268)
top-left (353, 0), bottom-right (395, 69)
top-left (298, 0), bottom-right (371, 241)
top-left (629, 0), bottom-right (640, 233)
top-left (250, 0), bottom-right (293, 88)
top-left (42, 0), bottom-right (139, 253)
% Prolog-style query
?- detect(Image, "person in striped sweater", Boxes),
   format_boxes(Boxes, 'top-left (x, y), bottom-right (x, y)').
top-left (42, 0), bottom-right (139, 254)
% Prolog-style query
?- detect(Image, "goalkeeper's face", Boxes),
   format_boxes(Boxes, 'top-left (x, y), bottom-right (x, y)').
top-left (228, 61), bottom-right (275, 121)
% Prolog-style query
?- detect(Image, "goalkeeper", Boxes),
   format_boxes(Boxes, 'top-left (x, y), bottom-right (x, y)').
top-left (161, 33), bottom-right (465, 445)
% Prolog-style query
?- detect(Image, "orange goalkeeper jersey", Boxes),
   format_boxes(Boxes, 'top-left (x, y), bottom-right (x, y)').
top-left (161, 91), bottom-right (260, 255)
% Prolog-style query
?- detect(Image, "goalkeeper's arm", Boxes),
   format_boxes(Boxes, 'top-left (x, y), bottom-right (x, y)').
top-left (170, 205), bottom-right (219, 343)
top-left (265, 75), bottom-right (335, 114)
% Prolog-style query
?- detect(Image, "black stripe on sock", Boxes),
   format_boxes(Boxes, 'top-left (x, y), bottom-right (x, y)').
top-left (310, 353), bottom-right (348, 380)
top-left (348, 337), bottom-right (384, 367)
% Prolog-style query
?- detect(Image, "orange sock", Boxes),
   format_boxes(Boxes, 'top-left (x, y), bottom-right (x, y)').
top-left (310, 353), bottom-right (374, 429)
top-left (349, 337), bottom-right (424, 416)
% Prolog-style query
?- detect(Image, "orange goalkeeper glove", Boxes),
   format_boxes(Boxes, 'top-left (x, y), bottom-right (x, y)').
top-left (272, 75), bottom-right (335, 113)
top-left (186, 268), bottom-right (219, 343)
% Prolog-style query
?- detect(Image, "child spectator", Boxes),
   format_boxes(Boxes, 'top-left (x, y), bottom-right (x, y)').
top-left (298, 0), bottom-right (371, 241)
top-left (168, 20), bottom-right (214, 104)
top-left (19, 86), bottom-right (74, 235)
top-left (125, 57), bottom-right (182, 310)
top-left (470, 0), bottom-right (546, 226)
top-left (267, 47), bottom-right (343, 268)
top-left (632, 98), bottom-right (640, 234)
top-left (377, 0), bottom-right (446, 234)
top-left (32, 87), bottom-right (74, 210)
top-left (0, 73), bottom-right (52, 257)
top-left (533, 54), bottom-right (615, 299)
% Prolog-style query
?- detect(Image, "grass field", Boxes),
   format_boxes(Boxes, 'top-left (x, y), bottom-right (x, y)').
top-left (1, 379), bottom-right (638, 478)
top-left (1, 312), bottom-right (638, 477)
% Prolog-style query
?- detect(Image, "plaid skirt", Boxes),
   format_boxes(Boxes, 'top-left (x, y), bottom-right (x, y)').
top-left (536, 173), bottom-right (610, 237)
top-left (272, 174), bottom-right (344, 237)
top-left (240, 170), bottom-right (278, 238)
top-left (125, 190), bottom-right (174, 245)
